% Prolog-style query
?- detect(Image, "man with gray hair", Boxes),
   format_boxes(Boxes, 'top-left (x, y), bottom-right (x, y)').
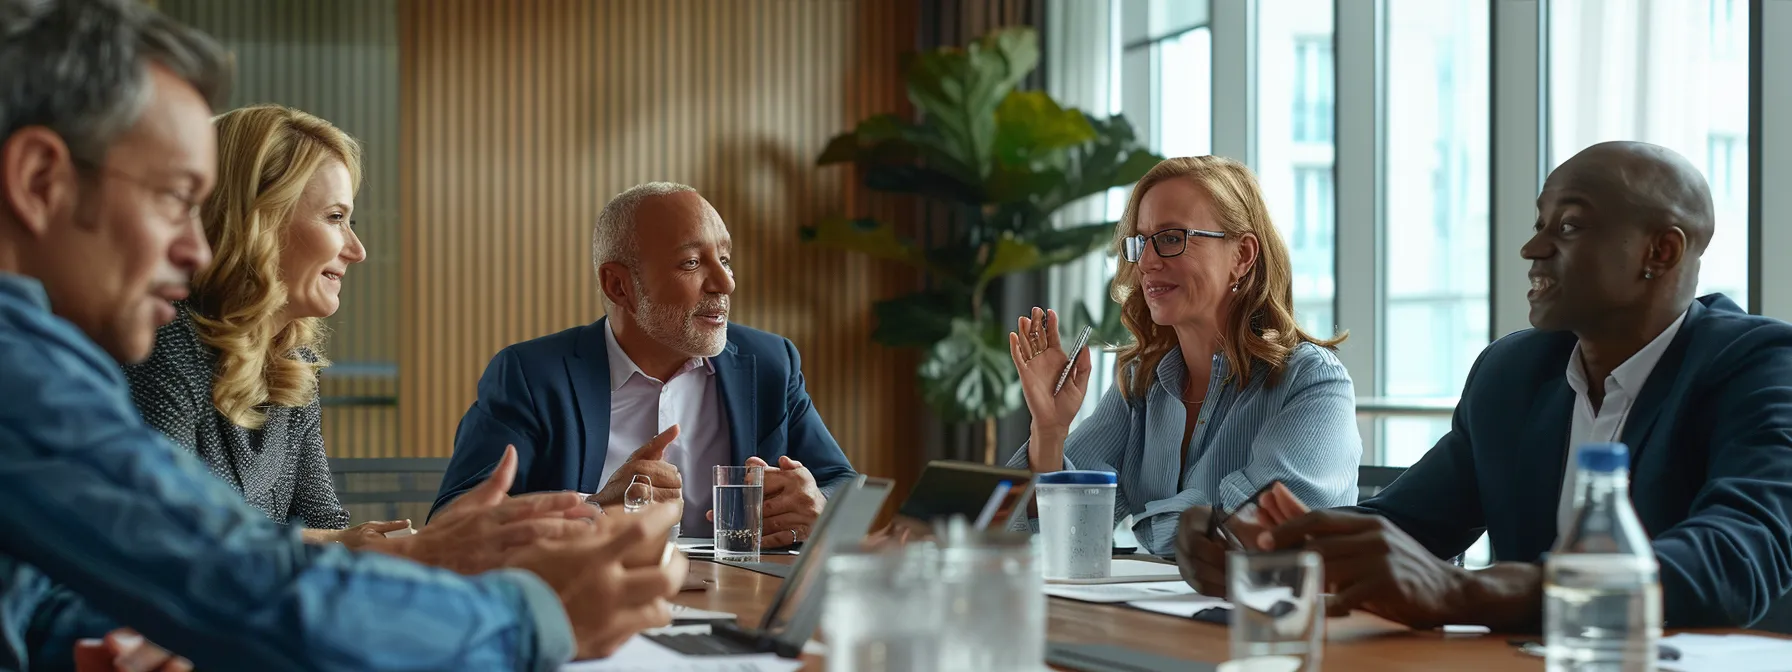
top-left (436, 182), bottom-right (857, 547)
top-left (0, 1), bottom-right (685, 669)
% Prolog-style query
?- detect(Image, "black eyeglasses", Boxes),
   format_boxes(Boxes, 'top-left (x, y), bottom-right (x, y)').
top-left (1122, 228), bottom-right (1225, 262)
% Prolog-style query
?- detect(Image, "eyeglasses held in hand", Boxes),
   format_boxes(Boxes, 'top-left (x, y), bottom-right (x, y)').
top-left (1122, 228), bottom-right (1225, 263)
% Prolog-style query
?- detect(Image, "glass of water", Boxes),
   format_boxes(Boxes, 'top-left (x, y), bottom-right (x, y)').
top-left (1227, 550), bottom-right (1323, 671)
top-left (712, 465), bottom-right (764, 561)
top-left (825, 547), bottom-right (944, 672)
top-left (937, 532), bottom-right (1043, 671)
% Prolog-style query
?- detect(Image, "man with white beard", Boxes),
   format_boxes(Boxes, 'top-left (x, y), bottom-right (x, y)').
top-left (434, 183), bottom-right (856, 548)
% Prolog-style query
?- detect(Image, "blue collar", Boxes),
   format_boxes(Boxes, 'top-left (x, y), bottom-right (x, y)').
top-left (0, 272), bottom-right (50, 310)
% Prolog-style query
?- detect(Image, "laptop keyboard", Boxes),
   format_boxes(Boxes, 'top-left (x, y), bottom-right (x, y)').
top-left (646, 632), bottom-right (763, 656)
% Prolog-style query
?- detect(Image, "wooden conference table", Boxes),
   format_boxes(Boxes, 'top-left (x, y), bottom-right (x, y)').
top-left (673, 555), bottom-right (1767, 671)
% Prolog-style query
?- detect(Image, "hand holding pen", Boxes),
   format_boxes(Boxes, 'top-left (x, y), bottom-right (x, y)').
top-left (1009, 307), bottom-right (1096, 460)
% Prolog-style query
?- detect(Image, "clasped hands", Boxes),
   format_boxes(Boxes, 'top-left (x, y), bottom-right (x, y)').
top-left (1175, 482), bottom-right (1474, 630)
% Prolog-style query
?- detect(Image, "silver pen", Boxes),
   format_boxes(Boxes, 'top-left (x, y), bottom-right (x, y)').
top-left (1054, 325), bottom-right (1094, 395)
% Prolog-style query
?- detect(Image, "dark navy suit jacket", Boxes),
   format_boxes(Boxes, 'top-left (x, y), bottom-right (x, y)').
top-left (1358, 295), bottom-right (1792, 628)
top-left (430, 318), bottom-right (856, 520)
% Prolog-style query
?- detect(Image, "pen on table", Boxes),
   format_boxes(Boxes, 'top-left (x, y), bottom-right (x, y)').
top-left (1053, 325), bottom-right (1094, 395)
top-left (973, 480), bottom-right (1014, 529)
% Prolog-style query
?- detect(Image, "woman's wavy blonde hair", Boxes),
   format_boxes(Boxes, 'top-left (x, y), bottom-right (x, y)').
top-left (190, 105), bottom-right (362, 429)
top-left (1110, 155), bottom-right (1343, 400)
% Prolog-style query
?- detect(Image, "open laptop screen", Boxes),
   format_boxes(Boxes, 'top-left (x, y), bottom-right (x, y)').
top-left (758, 476), bottom-right (893, 643)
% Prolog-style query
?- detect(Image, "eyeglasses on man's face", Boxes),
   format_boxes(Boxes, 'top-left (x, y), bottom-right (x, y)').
top-left (72, 157), bottom-right (203, 225)
top-left (1121, 228), bottom-right (1225, 263)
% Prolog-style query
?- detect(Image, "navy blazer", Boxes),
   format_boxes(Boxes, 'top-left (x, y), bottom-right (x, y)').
top-left (430, 318), bottom-right (857, 519)
top-left (1358, 295), bottom-right (1792, 628)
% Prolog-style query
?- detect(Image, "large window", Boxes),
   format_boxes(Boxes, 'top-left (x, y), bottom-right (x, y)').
top-left (1379, 0), bottom-right (1491, 468)
top-left (1258, 0), bottom-right (1336, 337)
top-left (1550, 0), bottom-right (1750, 305)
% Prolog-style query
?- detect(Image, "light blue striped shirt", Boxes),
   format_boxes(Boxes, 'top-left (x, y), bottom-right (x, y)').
top-left (1009, 342), bottom-right (1362, 555)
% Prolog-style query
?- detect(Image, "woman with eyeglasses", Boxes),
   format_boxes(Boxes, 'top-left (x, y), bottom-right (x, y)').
top-left (1006, 155), bottom-right (1361, 556)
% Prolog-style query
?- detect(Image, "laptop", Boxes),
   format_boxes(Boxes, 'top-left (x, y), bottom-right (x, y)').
top-left (647, 474), bottom-right (894, 658)
top-left (892, 460), bottom-right (1036, 534)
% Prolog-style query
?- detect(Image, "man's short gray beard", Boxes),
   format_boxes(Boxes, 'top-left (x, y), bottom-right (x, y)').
top-left (633, 275), bottom-right (727, 358)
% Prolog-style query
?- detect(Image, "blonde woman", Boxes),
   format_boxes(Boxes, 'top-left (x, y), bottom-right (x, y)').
top-left (1006, 155), bottom-right (1362, 556)
top-left (123, 105), bottom-right (385, 545)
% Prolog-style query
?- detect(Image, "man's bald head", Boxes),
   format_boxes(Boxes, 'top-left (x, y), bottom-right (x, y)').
top-left (1545, 141), bottom-right (1715, 254)
top-left (1523, 141), bottom-right (1714, 336)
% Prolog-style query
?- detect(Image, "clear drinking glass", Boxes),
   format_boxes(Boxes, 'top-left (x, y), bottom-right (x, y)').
top-left (1228, 550), bottom-right (1324, 672)
top-left (937, 534), bottom-right (1044, 671)
top-left (824, 547), bottom-right (944, 672)
top-left (712, 465), bottom-right (764, 561)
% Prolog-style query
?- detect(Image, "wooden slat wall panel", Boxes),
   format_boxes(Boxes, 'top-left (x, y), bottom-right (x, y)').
top-left (397, 1), bottom-right (923, 490)
top-left (159, 0), bottom-right (402, 459)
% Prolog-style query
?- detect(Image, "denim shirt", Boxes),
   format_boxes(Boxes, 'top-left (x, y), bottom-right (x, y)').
top-left (1010, 343), bottom-right (1363, 555)
top-left (0, 273), bottom-right (573, 671)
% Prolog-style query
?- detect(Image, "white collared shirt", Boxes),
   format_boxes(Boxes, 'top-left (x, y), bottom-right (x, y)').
top-left (1557, 307), bottom-right (1690, 537)
top-left (603, 324), bottom-right (730, 532)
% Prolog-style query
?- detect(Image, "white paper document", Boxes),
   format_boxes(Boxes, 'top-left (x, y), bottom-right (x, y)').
top-left (1125, 593), bottom-right (1233, 618)
top-left (561, 627), bottom-right (802, 672)
top-left (1045, 581), bottom-right (1199, 603)
top-left (669, 604), bottom-right (738, 622)
top-left (1044, 559), bottom-right (1183, 585)
top-left (1660, 633), bottom-right (1792, 672)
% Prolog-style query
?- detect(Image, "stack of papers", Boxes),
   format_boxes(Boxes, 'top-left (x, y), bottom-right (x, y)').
top-left (1044, 559), bottom-right (1183, 585)
top-left (1045, 581), bottom-right (1199, 603)
top-left (1661, 633), bottom-right (1792, 672)
top-left (1126, 593), bottom-right (1233, 618)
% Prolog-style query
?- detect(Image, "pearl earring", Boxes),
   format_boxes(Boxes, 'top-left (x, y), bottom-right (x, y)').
top-left (1644, 270), bottom-right (1655, 280)
top-left (1231, 281), bottom-right (1240, 293)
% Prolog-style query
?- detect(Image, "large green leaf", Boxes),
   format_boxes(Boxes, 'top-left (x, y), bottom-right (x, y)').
top-left (905, 27), bottom-right (1040, 181)
top-left (1034, 114), bottom-right (1165, 215)
top-left (976, 235), bottom-right (1041, 286)
top-left (862, 164), bottom-right (984, 205)
top-left (870, 289), bottom-right (971, 348)
top-left (992, 90), bottom-right (1096, 167)
top-left (918, 318), bottom-right (1023, 422)
top-left (1029, 222), bottom-right (1117, 266)
top-left (798, 217), bottom-right (925, 267)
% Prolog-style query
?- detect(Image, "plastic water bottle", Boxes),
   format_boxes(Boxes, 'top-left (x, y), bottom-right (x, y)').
top-left (1544, 442), bottom-right (1662, 672)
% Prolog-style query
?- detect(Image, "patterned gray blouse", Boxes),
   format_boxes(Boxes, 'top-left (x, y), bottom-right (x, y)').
top-left (123, 304), bottom-right (350, 530)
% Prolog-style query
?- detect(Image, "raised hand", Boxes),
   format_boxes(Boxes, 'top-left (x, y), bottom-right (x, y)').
top-left (593, 426), bottom-right (684, 508)
top-left (1008, 307), bottom-right (1092, 472)
top-left (387, 445), bottom-right (595, 574)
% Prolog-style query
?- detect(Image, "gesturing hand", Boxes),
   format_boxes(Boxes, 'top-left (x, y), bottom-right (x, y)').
top-left (746, 455), bottom-right (823, 548)
top-left (388, 445), bottom-right (595, 574)
top-left (1263, 509), bottom-right (1469, 629)
top-left (1009, 307), bottom-right (1093, 438)
top-left (593, 426), bottom-right (684, 508)
top-left (507, 501), bottom-right (688, 660)
top-left (1174, 482), bottom-right (1312, 598)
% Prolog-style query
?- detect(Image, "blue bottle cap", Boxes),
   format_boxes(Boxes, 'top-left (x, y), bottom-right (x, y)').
top-left (1037, 470), bottom-right (1118, 485)
top-left (1577, 442), bottom-right (1629, 472)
